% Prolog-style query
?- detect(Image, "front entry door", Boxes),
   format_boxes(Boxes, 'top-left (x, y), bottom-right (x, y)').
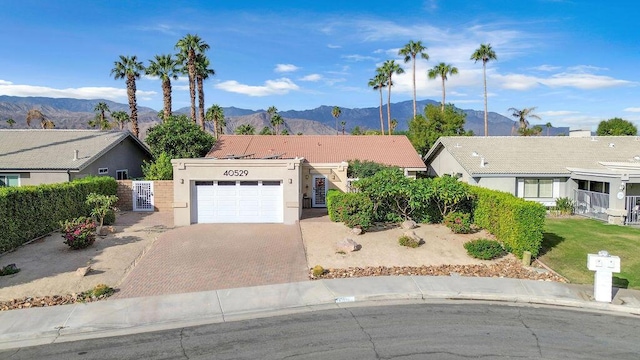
top-left (312, 175), bottom-right (328, 208)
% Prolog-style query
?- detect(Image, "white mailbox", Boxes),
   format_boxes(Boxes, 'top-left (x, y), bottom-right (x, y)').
top-left (587, 250), bottom-right (621, 303)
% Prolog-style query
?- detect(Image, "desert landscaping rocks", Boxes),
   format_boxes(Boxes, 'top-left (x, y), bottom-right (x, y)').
top-left (401, 220), bottom-right (417, 229)
top-left (403, 230), bottom-right (423, 243)
top-left (309, 258), bottom-right (568, 282)
top-left (0, 293), bottom-right (111, 311)
top-left (351, 227), bottom-right (363, 235)
top-left (336, 238), bottom-right (361, 252)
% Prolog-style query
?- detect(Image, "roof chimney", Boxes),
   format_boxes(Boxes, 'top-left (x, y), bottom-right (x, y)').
top-left (480, 157), bottom-right (486, 167)
top-left (73, 149), bottom-right (79, 161)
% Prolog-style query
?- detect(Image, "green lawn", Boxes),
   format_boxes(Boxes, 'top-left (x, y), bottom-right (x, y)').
top-left (539, 217), bottom-right (640, 289)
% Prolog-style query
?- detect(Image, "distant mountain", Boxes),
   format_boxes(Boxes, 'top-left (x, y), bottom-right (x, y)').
top-left (0, 96), bottom-right (569, 136)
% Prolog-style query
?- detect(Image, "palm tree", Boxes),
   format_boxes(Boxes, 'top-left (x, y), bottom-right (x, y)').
top-left (379, 60), bottom-right (405, 135)
top-left (146, 54), bottom-right (179, 119)
top-left (271, 113), bottom-right (284, 135)
top-left (368, 73), bottom-right (387, 134)
top-left (26, 108), bottom-right (54, 128)
top-left (195, 54), bottom-right (216, 130)
top-left (267, 106), bottom-right (278, 133)
top-left (519, 125), bottom-right (543, 136)
top-left (428, 62), bottom-right (459, 112)
top-left (205, 104), bottom-right (225, 137)
top-left (175, 34), bottom-right (210, 123)
top-left (90, 102), bottom-right (111, 130)
top-left (235, 124), bottom-right (256, 135)
top-left (398, 40), bottom-right (428, 119)
top-left (471, 43), bottom-right (497, 136)
top-left (390, 119), bottom-right (398, 134)
top-left (508, 106), bottom-right (541, 131)
top-left (111, 111), bottom-right (130, 130)
top-left (331, 106), bottom-right (342, 135)
top-left (340, 121), bottom-right (346, 135)
top-left (110, 55), bottom-right (144, 137)
top-left (545, 122), bottom-right (553, 136)
top-left (6, 118), bottom-right (15, 127)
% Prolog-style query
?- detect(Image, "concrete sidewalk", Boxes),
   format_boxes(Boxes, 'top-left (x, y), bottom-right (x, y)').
top-left (1, 276), bottom-right (639, 350)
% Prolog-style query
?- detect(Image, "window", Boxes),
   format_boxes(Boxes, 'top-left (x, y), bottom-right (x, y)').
top-left (98, 168), bottom-right (108, 175)
top-left (116, 169), bottom-right (128, 180)
top-left (577, 180), bottom-right (610, 194)
top-left (524, 179), bottom-right (553, 198)
top-left (0, 174), bottom-right (19, 187)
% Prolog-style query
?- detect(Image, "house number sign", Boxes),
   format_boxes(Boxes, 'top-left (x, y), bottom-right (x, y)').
top-left (222, 170), bottom-right (249, 176)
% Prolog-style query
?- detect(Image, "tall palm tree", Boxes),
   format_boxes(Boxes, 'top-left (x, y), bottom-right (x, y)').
top-left (110, 55), bottom-right (144, 137)
top-left (146, 54), bottom-right (179, 119)
top-left (340, 121), bottom-right (346, 135)
top-left (545, 122), bottom-right (553, 136)
top-left (331, 106), bottom-right (341, 135)
top-left (368, 73), bottom-right (387, 134)
top-left (379, 60), bottom-right (404, 135)
top-left (90, 102), bottom-right (111, 130)
top-left (195, 53), bottom-right (215, 130)
top-left (205, 104), bottom-right (225, 137)
top-left (175, 34), bottom-right (210, 123)
top-left (271, 113), bottom-right (284, 135)
top-left (471, 43), bottom-right (497, 136)
top-left (428, 62), bottom-right (459, 112)
top-left (26, 108), bottom-right (54, 129)
top-left (508, 106), bottom-right (541, 131)
top-left (111, 111), bottom-right (130, 130)
top-left (398, 40), bottom-right (428, 119)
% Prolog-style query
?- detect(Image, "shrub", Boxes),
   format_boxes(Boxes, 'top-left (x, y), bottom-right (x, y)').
top-left (398, 235), bottom-right (420, 248)
top-left (464, 239), bottom-right (504, 260)
top-left (553, 197), bottom-right (574, 215)
top-left (60, 217), bottom-right (97, 250)
top-left (338, 193), bottom-right (374, 230)
top-left (103, 209), bottom-right (116, 225)
top-left (312, 265), bottom-right (325, 277)
top-left (354, 168), bottom-right (413, 222)
top-left (470, 186), bottom-right (546, 257)
top-left (86, 283), bottom-right (115, 298)
top-left (443, 211), bottom-right (473, 234)
top-left (429, 175), bottom-right (474, 221)
top-left (326, 189), bottom-right (345, 222)
top-left (347, 160), bottom-right (395, 178)
top-left (86, 193), bottom-right (118, 228)
top-left (0, 264), bottom-right (20, 276)
top-left (142, 152), bottom-right (173, 180)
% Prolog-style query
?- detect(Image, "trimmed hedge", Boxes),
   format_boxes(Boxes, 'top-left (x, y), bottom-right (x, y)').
top-left (327, 190), bottom-right (373, 230)
top-left (470, 186), bottom-right (546, 258)
top-left (326, 189), bottom-right (344, 222)
top-left (0, 176), bottom-right (117, 253)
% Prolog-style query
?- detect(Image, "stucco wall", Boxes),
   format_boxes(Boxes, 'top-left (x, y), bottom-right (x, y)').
top-left (79, 138), bottom-right (151, 180)
top-left (16, 171), bottom-right (69, 186)
top-left (427, 148), bottom-right (472, 182)
top-left (172, 158), bottom-right (303, 225)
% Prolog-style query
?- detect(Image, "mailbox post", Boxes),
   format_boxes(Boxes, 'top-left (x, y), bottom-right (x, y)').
top-left (587, 250), bottom-right (621, 303)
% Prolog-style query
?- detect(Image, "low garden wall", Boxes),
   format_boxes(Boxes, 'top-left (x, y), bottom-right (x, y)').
top-left (116, 180), bottom-right (173, 212)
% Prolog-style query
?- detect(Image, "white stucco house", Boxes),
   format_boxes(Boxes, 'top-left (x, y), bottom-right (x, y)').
top-left (424, 136), bottom-right (640, 225)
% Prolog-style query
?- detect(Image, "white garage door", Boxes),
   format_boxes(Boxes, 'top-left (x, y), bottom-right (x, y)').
top-left (196, 180), bottom-right (283, 223)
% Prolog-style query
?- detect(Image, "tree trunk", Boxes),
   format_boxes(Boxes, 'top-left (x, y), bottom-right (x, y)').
top-left (188, 51), bottom-right (197, 123)
top-left (412, 56), bottom-right (417, 119)
top-left (162, 79), bottom-right (172, 120)
top-left (378, 88), bottom-right (385, 134)
top-left (197, 76), bottom-right (205, 130)
top-left (387, 74), bottom-right (392, 136)
top-left (213, 116), bottom-right (219, 138)
top-left (126, 76), bottom-right (139, 138)
top-left (441, 77), bottom-right (446, 112)
top-left (483, 62), bottom-right (488, 136)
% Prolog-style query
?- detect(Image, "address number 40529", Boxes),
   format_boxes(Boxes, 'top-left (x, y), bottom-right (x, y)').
top-left (223, 170), bottom-right (249, 176)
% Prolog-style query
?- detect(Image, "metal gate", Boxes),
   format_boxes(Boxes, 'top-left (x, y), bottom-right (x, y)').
top-left (132, 181), bottom-right (154, 212)
top-left (574, 189), bottom-right (608, 221)
top-left (626, 195), bottom-right (640, 225)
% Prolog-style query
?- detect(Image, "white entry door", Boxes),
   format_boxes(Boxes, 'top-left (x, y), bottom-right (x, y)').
top-left (312, 175), bottom-right (328, 208)
top-left (132, 181), bottom-right (154, 212)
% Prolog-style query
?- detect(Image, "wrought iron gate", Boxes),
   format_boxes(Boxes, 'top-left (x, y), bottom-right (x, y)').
top-left (132, 181), bottom-right (154, 212)
top-left (626, 195), bottom-right (640, 225)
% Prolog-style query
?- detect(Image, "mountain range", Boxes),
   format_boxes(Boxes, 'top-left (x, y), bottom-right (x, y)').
top-left (0, 95), bottom-right (569, 137)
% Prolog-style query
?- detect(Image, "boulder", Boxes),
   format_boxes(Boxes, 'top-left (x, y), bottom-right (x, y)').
top-left (401, 220), bottom-right (417, 229)
top-left (76, 266), bottom-right (92, 277)
top-left (336, 238), bottom-right (361, 252)
top-left (351, 227), bottom-right (363, 235)
top-left (403, 230), bottom-right (423, 244)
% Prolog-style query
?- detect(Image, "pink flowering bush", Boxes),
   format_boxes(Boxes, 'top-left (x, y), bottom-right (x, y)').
top-left (60, 217), bottom-right (97, 250)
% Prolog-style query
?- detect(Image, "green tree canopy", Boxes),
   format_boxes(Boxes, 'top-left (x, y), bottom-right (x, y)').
top-left (596, 118), bottom-right (638, 136)
top-left (235, 124), bottom-right (256, 135)
top-left (145, 114), bottom-right (215, 159)
top-left (408, 104), bottom-right (471, 155)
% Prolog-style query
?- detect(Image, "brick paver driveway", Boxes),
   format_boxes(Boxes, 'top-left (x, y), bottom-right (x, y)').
top-left (114, 224), bottom-right (309, 299)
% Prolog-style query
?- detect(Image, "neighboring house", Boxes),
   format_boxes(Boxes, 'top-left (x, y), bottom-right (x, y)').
top-left (0, 129), bottom-right (151, 186)
top-left (172, 135), bottom-right (427, 225)
top-left (424, 136), bottom-right (640, 225)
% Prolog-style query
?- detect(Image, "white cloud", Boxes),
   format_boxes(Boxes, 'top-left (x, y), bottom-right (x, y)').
top-left (274, 64), bottom-right (300, 73)
top-left (538, 110), bottom-right (581, 117)
top-left (566, 65), bottom-right (608, 73)
top-left (342, 54), bottom-right (378, 62)
top-left (327, 44), bottom-right (341, 49)
top-left (531, 65), bottom-right (561, 72)
top-left (542, 72), bottom-right (630, 89)
top-left (299, 74), bottom-right (322, 82)
top-left (0, 82), bottom-right (156, 101)
top-left (624, 107), bottom-right (640, 112)
top-left (214, 78), bottom-right (300, 96)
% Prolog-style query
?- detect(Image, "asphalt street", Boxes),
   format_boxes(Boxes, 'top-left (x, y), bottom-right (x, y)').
top-left (2, 302), bottom-right (639, 360)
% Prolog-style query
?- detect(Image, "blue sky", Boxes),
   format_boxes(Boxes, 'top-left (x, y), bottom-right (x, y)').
top-left (0, 0), bottom-right (638, 130)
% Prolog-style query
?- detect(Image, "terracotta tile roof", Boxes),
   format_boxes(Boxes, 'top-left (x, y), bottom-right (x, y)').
top-left (207, 135), bottom-right (427, 169)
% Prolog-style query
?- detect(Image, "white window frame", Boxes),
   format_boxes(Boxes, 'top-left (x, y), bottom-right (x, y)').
top-left (523, 179), bottom-right (554, 199)
top-left (98, 167), bottom-right (109, 175)
top-left (116, 169), bottom-right (129, 180)
top-left (0, 174), bottom-right (19, 187)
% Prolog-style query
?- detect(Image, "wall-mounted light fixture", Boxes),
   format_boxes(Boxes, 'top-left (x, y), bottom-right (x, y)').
top-left (305, 175), bottom-right (309, 179)
top-left (288, 178), bottom-right (292, 184)
top-left (180, 179), bottom-right (184, 184)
